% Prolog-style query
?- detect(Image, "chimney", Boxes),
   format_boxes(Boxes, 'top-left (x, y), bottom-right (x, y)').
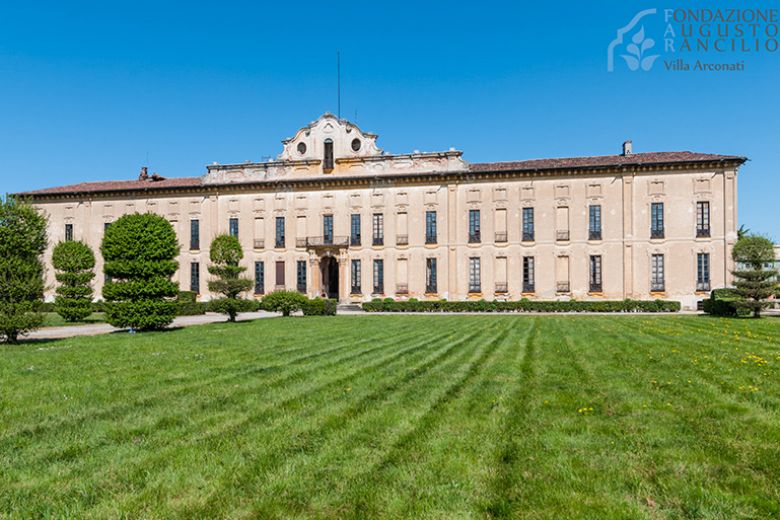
top-left (622, 140), bottom-right (633, 156)
top-left (139, 166), bottom-right (149, 180)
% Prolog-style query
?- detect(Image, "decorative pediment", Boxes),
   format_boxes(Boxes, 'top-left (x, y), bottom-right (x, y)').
top-left (277, 113), bottom-right (382, 162)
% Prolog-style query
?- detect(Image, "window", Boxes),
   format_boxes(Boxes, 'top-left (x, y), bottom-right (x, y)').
top-left (651, 254), bottom-right (665, 292)
top-left (589, 255), bottom-right (603, 292)
top-left (323, 214), bottom-right (333, 245)
top-left (323, 139), bottom-right (334, 170)
top-left (697, 253), bottom-right (711, 291)
top-left (425, 211), bottom-right (437, 244)
top-left (651, 203), bottom-right (664, 239)
top-left (373, 259), bottom-right (384, 294)
top-left (522, 256), bottom-right (535, 293)
top-left (522, 207), bottom-right (535, 241)
top-left (589, 205), bottom-right (602, 241)
top-left (254, 217), bottom-right (264, 249)
top-left (275, 260), bottom-right (285, 288)
top-left (104, 222), bottom-right (111, 233)
top-left (229, 217), bottom-right (239, 238)
top-left (297, 142), bottom-right (306, 155)
top-left (190, 262), bottom-right (200, 293)
top-left (297, 260), bottom-right (307, 293)
top-left (275, 217), bottom-right (285, 248)
top-left (351, 214), bottom-right (361, 246)
top-left (426, 258), bottom-right (437, 293)
top-left (65, 223), bottom-right (73, 241)
top-left (696, 201), bottom-right (711, 237)
top-left (468, 209), bottom-right (481, 243)
top-left (468, 257), bottom-right (481, 293)
top-left (351, 259), bottom-right (361, 294)
top-left (351, 138), bottom-right (361, 152)
top-left (190, 219), bottom-right (200, 250)
top-left (556, 207), bottom-right (570, 241)
top-left (372, 213), bottom-right (384, 246)
top-left (254, 261), bottom-right (265, 295)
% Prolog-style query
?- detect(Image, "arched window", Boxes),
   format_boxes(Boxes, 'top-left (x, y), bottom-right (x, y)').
top-left (323, 139), bottom-right (334, 171)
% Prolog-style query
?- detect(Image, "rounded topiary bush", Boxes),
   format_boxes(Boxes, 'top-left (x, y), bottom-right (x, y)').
top-left (101, 213), bottom-right (180, 330)
top-left (52, 240), bottom-right (95, 322)
top-left (261, 290), bottom-right (308, 317)
top-left (207, 234), bottom-right (253, 322)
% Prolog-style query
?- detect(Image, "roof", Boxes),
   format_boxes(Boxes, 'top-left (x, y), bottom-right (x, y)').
top-left (16, 151), bottom-right (747, 198)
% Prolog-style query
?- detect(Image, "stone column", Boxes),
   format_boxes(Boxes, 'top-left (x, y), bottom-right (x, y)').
top-left (338, 250), bottom-right (349, 302)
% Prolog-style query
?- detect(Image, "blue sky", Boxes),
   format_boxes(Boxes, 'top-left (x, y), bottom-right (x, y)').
top-left (1, 1), bottom-right (778, 239)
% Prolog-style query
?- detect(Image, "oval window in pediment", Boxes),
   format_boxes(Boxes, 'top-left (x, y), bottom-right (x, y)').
top-left (351, 138), bottom-right (361, 152)
top-left (297, 142), bottom-right (307, 155)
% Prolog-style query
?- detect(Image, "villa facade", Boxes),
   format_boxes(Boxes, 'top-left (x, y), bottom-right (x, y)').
top-left (19, 114), bottom-right (746, 310)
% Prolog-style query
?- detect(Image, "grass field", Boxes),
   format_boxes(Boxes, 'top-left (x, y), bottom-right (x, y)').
top-left (2, 315), bottom-right (780, 519)
top-left (41, 312), bottom-right (106, 327)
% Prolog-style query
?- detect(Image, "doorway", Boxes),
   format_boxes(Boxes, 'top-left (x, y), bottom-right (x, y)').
top-left (320, 256), bottom-right (339, 299)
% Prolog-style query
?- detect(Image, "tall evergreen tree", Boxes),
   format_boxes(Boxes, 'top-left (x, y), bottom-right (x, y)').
top-left (731, 235), bottom-right (777, 318)
top-left (101, 213), bottom-right (180, 330)
top-left (52, 240), bottom-right (95, 322)
top-left (0, 198), bottom-right (47, 343)
top-left (208, 234), bottom-right (253, 322)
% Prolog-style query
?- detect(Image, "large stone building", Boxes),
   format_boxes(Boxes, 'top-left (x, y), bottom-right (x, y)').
top-left (19, 114), bottom-right (746, 310)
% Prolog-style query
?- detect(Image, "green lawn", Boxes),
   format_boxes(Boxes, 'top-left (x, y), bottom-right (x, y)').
top-left (41, 312), bottom-right (106, 327)
top-left (2, 315), bottom-right (780, 519)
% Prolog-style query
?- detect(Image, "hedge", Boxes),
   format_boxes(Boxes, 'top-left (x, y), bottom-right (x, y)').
top-left (702, 288), bottom-right (750, 317)
top-left (362, 299), bottom-right (681, 313)
top-left (302, 298), bottom-right (338, 316)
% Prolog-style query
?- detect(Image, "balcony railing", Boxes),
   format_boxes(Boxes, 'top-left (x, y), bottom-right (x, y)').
top-left (297, 283), bottom-right (306, 293)
top-left (425, 235), bottom-right (437, 245)
top-left (696, 281), bottom-right (711, 292)
top-left (522, 283), bottom-right (535, 293)
top-left (522, 231), bottom-right (535, 242)
top-left (275, 239), bottom-right (285, 248)
top-left (468, 231), bottom-right (481, 244)
top-left (495, 282), bottom-right (508, 293)
top-left (396, 235), bottom-right (409, 246)
top-left (304, 236), bottom-right (349, 247)
top-left (696, 227), bottom-right (711, 238)
top-left (589, 230), bottom-right (602, 241)
top-left (253, 239), bottom-right (264, 249)
top-left (556, 282), bottom-right (570, 293)
top-left (495, 232), bottom-right (508, 243)
top-left (426, 284), bottom-right (437, 294)
top-left (651, 282), bottom-right (666, 292)
top-left (373, 285), bottom-right (384, 294)
top-left (468, 285), bottom-right (481, 294)
top-left (350, 286), bottom-right (361, 295)
top-left (396, 283), bottom-right (409, 295)
top-left (651, 229), bottom-right (665, 239)
top-left (589, 283), bottom-right (603, 293)
top-left (350, 235), bottom-right (361, 246)
top-left (556, 230), bottom-right (570, 242)
top-left (373, 237), bottom-right (384, 246)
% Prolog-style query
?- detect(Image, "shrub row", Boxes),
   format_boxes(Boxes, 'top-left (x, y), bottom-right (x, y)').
top-left (362, 298), bottom-right (681, 313)
top-left (701, 288), bottom-right (751, 317)
top-left (301, 297), bottom-right (338, 316)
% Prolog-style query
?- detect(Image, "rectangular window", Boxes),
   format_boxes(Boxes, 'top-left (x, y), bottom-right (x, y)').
top-left (275, 260), bottom-right (285, 288)
top-left (426, 257), bottom-right (437, 293)
top-left (229, 217), bottom-right (239, 239)
top-left (589, 205), bottom-right (602, 241)
top-left (522, 256), bottom-right (535, 293)
top-left (275, 217), bottom-right (285, 248)
top-left (468, 257), bottom-right (481, 293)
top-left (556, 207), bottom-right (570, 241)
top-left (296, 260), bottom-right (306, 293)
top-left (254, 261), bottom-right (265, 295)
top-left (65, 223), bottom-right (73, 241)
top-left (372, 214), bottom-right (384, 246)
top-left (696, 201), bottom-right (710, 237)
top-left (351, 214), bottom-right (361, 246)
top-left (495, 209), bottom-right (507, 243)
top-left (425, 211), bottom-right (437, 244)
top-left (323, 139), bottom-right (334, 170)
top-left (323, 214), bottom-right (333, 245)
top-left (373, 259), bottom-right (384, 294)
top-left (589, 255), bottom-right (603, 292)
top-left (556, 255), bottom-right (570, 293)
top-left (651, 254), bottom-right (665, 292)
top-left (396, 213), bottom-right (408, 246)
top-left (468, 209), bottom-right (481, 243)
top-left (651, 203), bottom-right (664, 239)
top-left (697, 253), bottom-right (711, 291)
top-left (190, 219), bottom-right (200, 250)
top-left (254, 217), bottom-right (265, 249)
top-left (351, 259), bottom-right (361, 294)
top-left (522, 207), bottom-right (535, 241)
top-left (190, 262), bottom-right (200, 293)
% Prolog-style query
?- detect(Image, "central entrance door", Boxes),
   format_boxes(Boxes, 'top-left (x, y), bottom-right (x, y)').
top-left (320, 256), bottom-right (339, 299)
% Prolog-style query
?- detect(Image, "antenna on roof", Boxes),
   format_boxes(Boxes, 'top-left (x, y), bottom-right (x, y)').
top-left (337, 51), bottom-right (341, 119)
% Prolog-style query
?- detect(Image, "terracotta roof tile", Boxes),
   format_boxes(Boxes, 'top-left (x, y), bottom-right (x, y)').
top-left (17, 177), bottom-right (203, 196)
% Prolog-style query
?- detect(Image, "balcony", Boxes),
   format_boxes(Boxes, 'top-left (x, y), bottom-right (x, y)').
top-left (495, 282), bottom-right (508, 293)
top-left (556, 230), bottom-right (570, 242)
top-left (522, 231), bottom-right (535, 242)
top-left (275, 239), bottom-right (286, 248)
top-left (253, 239), bottom-right (264, 249)
top-left (589, 283), bottom-right (603, 293)
top-left (304, 236), bottom-right (349, 248)
top-left (396, 283), bottom-right (409, 295)
top-left (522, 283), bottom-right (535, 293)
top-left (373, 237), bottom-right (384, 246)
top-left (556, 282), bottom-right (570, 293)
top-left (589, 230), bottom-right (602, 241)
top-left (696, 281), bottom-right (711, 292)
top-left (495, 232), bottom-right (508, 243)
top-left (696, 227), bottom-right (711, 238)
top-left (468, 231), bottom-right (481, 244)
top-left (425, 235), bottom-right (437, 245)
top-left (651, 282), bottom-right (665, 292)
top-left (396, 235), bottom-right (409, 246)
top-left (350, 235), bottom-right (361, 247)
top-left (651, 229), bottom-right (665, 239)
